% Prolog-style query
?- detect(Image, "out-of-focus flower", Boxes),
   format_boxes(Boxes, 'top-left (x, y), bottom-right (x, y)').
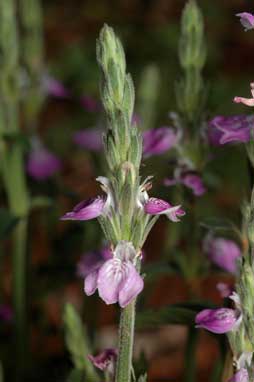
top-left (0, 304), bottom-right (12, 322)
top-left (208, 115), bottom-right (254, 144)
top-left (142, 127), bottom-right (179, 157)
top-left (236, 12), bottom-right (254, 31)
top-left (84, 241), bottom-right (144, 308)
top-left (195, 308), bottom-right (240, 334)
top-left (234, 83), bottom-right (254, 107)
top-left (88, 348), bottom-right (117, 371)
top-left (216, 282), bottom-right (233, 298)
top-left (164, 171), bottom-right (206, 196)
top-left (203, 234), bottom-right (241, 274)
top-left (27, 138), bottom-right (62, 180)
top-left (229, 368), bottom-right (248, 382)
top-left (77, 248), bottom-right (111, 278)
top-left (73, 129), bottom-right (103, 151)
top-left (42, 74), bottom-right (71, 98)
top-left (80, 96), bottom-right (101, 112)
top-left (144, 197), bottom-right (185, 222)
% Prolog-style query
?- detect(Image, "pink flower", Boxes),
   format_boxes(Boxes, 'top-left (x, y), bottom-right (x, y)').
top-left (234, 83), bottom-right (254, 107)
top-left (84, 241), bottom-right (144, 308)
top-left (164, 172), bottom-right (206, 196)
top-left (73, 129), bottom-right (103, 151)
top-left (229, 368), bottom-right (248, 382)
top-left (208, 115), bottom-right (254, 144)
top-left (27, 138), bottom-right (61, 180)
top-left (88, 348), bottom-right (117, 371)
top-left (61, 197), bottom-right (106, 221)
top-left (142, 127), bottom-right (179, 158)
top-left (77, 248), bottom-right (111, 278)
top-left (203, 234), bottom-right (241, 274)
top-left (236, 12), bottom-right (254, 31)
top-left (195, 308), bottom-right (240, 334)
top-left (42, 74), bottom-right (71, 98)
top-left (80, 96), bottom-right (101, 112)
top-left (144, 197), bottom-right (185, 222)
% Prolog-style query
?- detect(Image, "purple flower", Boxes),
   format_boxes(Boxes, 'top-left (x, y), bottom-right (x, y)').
top-left (195, 308), bottom-right (240, 334)
top-left (164, 172), bottom-right (206, 196)
top-left (229, 369), bottom-right (249, 382)
top-left (234, 83), bottom-right (254, 107)
top-left (61, 177), bottom-right (113, 221)
top-left (216, 283), bottom-right (233, 298)
top-left (27, 140), bottom-right (62, 180)
top-left (0, 304), bottom-right (13, 322)
top-left (80, 96), bottom-right (100, 112)
top-left (144, 197), bottom-right (185, 222)
top-left (142, 127), bottom-right (179, 158)
top-left (88, 348), bottom-right (117, 371)
top-left (208, 115), bottom-right (254, 144)
top-left (203, 235), bottom-right (241, 274)
top-left (42, 74), bottom-right (71, 98)
top-left (236, 12), bottom-right (254, 31)
top-left (73, 129), bottom-right (103, 151)
top-left (61, 197), bottom-right (106, 221)
top-left (84, 241), bottom-right (144, 308)
top-left (77, 248), bottom-right (111, 278)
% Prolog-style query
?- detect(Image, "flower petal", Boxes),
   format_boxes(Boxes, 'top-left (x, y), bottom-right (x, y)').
top-left (229, 368), bottom-right (248, 382)
top-left (144, 197), bottom-right (185, 222)
top-left (143, 127), bottom-right (179, 157)
top-left (61, 196), bottom-right (105, 221)
top-left (73, 129), bottom-right (102, 151)
top-left (195, 308), bottom-right (238, 334)
top-left (84, 270), bottom-right (99, 295)
top-left (97, 258), bottom-right (125, 305)
top-left (118, 262), bottom-right (144, 308)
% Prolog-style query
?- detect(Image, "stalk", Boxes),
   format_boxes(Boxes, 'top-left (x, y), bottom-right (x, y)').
top-left (115, 301), bottom-right (136, 382)
top-left (0, 0), bottom-right (30, 378)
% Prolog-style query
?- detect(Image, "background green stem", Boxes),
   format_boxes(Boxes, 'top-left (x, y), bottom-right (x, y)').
top-left (183, 327), bottom-right (198, 382)
top-left (115, 301), bottom-right (136, 382)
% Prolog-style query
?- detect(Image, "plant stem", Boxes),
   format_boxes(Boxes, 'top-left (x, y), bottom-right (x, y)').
top-left (115, 301), bottom-right (136, 382)
top-left (183, 327), bottom-right (198, 382)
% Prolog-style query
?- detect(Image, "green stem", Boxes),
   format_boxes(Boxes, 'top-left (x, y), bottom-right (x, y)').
top-left (115, 301), bottom-right (136, 382)
top-left (12, 218), bottom-right (28, 378)
top-left (183, 327), bottom-right (198, 382)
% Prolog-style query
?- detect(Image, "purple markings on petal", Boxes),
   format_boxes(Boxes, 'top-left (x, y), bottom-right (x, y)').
top-left (61, 197), bottom-right (105, 221)
top-left (88, 348), bottom-right (117, 371)
top-left (195, 308), bottom-right (238, 334)
top-left (73, 129), bottom-right (103, 151)
top-left (204, 235), bottom-right (241, 274)
top-left (80, 96), bottom-right (100, 112)
top-left (208, 115), bottom-right (254, 144)
top-left (229, 369), bottom-right (249, 382)
top-left (144, 197), bottom-right (185, 222)
top-left (142, 127), bottom-right (179, 157)
top-left (236, 12), bottom-right (254, 31)
top-left (27, 147), bottom-right (61, 180)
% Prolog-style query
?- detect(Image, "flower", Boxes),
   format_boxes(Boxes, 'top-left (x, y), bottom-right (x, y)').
top-left (203, 234), bottom-right (241, 274)
top-left (234, 83), bottom-right (254, 107)
top-left (27, 138), bottom-right (61, 180)
top-left (229, 369), bottom-right (249, 382)
top-left (144, 197), bottom-right (185, 222)
top-left (208, 115), bottom-right (254, 144)
top-left (164, 172), bottom-right (206, 196)
top-left (88, 348), bottom-right (117, 371)
top-left (236, 12), bottom-right (254, 31)
top-left (195, 308), bottom-right (240, 334)
top-left (77, 248), bottom-right (111, 278)
top-left (73, 129), bottom-right (103, 151)
top-left (61, 177), bottom-right (114, 221)
top-left (216, 282), bottom-right (233, 298)
top-left (42, 74), bottom-right (71, 98)
top-left (61, 197), bottom-right (106, 221)
top-left (84, 241), bottom-right (144, 308)
top-left (142, 127), bottom-right (179, 158)
top-left (80, 95), bottom-right (100, 112)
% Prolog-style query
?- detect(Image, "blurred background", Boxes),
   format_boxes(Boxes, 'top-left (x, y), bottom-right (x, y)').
top-left (0, 0), bottom-right (254, 381)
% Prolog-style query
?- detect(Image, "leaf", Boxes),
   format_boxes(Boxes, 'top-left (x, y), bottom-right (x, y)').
top-left (0, 208), bottom-right (19, 240)
top-left (136, 301), bottom-right (216, 328)
top-left (199, 217), bottom-right (235, 232)
top-left (63, 303), bottom-right (98, 382)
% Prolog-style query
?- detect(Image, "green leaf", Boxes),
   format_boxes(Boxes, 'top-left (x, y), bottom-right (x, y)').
top-left (67, 369), bottom-right (86, 382)
top-left (200, 217), bottom-right (236, 232)
top-left (0, 208), bottom-right (19, 240)
top-left (136, 301), bottom-right (216, 328)
top-left (63, 303), bottom-right (98, 382)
